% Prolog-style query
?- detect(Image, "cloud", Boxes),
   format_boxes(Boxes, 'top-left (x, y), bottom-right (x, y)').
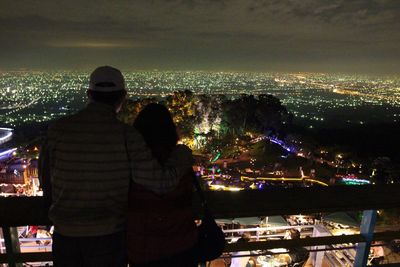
top-left (45, 41), bottom-right (148, 49)
top-left (0, 0), bottom-right (398, 73)
top-left (247, 0), bottom-right (400, 28)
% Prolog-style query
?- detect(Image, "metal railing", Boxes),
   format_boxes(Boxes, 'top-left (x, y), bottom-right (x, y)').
top-left (1, 184), bottom-right (400, 266)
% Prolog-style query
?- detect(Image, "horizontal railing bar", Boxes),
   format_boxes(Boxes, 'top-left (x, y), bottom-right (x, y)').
top-left (0, 252), bottom-right (52, 264)
top-left (223, 225), bottom-right (314, 233)
top-left (224, 234), bottom-right (365, 252)
top-left (223, 245), bottom-right (359, 258)
top-left (0, 197), bottom-right (51, 226)
top-left (0, 238), bottom-right (52, 241)
top-left (1, 185), bottom-right (400, 226)
top-left (208, 185), bottom-right (400, 219)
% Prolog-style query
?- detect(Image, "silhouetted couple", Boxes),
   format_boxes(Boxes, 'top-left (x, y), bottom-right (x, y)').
top-left (39, 66), bottom-right (198, 266)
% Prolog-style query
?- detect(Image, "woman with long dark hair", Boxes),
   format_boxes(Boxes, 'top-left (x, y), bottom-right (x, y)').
top-left (127, 103), bottom-right (198, 267)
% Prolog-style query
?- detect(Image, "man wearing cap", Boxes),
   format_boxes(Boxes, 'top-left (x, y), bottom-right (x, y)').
top-left (39, 66), bottom-right (194, 266)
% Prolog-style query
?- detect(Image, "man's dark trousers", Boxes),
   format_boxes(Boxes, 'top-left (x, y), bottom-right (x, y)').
top-left (52, 231), bottom-right (127, 267)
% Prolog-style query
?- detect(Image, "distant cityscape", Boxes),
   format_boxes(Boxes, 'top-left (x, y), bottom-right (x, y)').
top-left (0, 71), bottom-right (399, 127)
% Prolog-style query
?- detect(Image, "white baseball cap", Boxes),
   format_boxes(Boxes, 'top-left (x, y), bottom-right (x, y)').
top-left (89, 66), bottom-right (126, 92)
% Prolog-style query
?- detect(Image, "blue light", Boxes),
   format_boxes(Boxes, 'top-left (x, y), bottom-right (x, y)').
top-left (0, 148), bottom-right (17, 159)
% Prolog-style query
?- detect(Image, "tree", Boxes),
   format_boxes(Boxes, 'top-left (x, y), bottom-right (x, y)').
top-left (118, 97), bottom-right (157, 125)
top-left (255, 94), bottom-right (288, 137)
top-left (221, 94), bottom-right (287, 137)
top-left (165, 90), bottom-right (196, 138)
top-left (220, 94), bottom-right (256, 135)
top-left (193, 94), bottom-right (224, 135)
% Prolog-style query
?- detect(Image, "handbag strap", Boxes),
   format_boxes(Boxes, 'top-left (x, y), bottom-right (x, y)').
top-left (192, 172), bottom-right (208, 208)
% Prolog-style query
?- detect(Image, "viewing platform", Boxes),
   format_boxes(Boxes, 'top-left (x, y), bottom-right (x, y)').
top-left (1, 185), bottom-right (400, 266)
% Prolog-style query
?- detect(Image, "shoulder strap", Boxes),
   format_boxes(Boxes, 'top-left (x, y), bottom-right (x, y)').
top-left (192, 171), bottom-right (208, 207)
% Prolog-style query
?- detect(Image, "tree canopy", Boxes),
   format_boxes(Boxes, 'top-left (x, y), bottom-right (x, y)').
top-left (119, 90), bottom-right (291, 146)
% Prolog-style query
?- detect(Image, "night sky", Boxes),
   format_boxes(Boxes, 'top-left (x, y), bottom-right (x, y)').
top-left (1, 0), bottom-right (399, 74)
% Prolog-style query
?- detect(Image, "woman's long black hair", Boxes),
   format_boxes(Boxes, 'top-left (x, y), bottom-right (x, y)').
top-left (133, 103), bottom-right (179, 163)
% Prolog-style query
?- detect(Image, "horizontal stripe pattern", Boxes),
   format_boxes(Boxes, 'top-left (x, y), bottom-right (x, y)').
top-left (42, 104), bottom-right (131, 236)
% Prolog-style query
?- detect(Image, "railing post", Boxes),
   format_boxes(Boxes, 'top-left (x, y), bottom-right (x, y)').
top-left (0, 228), bottom-right (4, 254)
top-left (3, 227), bottom-right (22, 267)
top-left (0, 227), bottom-right (5, 267)
top-left (311, 225), bottom-right (331, 267)
top-left (354, 210), bottom-right (377, 267)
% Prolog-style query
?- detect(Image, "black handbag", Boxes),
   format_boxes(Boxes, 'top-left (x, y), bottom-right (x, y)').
top-left (193, 173), bottom-right (226, 262)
